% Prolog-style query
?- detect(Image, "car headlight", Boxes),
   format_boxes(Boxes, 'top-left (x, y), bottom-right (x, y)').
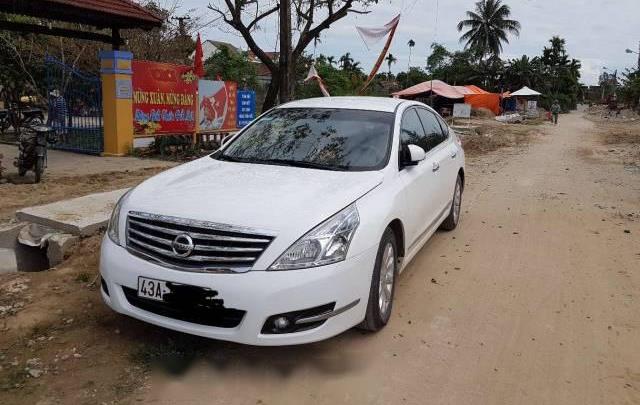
top-left (269, 204), bottom-right (360, 270)
top-left (107, 189), bottom-right (132, 246)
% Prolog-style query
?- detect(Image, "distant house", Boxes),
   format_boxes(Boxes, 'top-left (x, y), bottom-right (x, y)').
top-left (248, 51), bottom-right (278, 87)
top-left (192, 40), bottom-right (241, 61)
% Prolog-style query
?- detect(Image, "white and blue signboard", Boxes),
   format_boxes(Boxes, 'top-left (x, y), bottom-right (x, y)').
top-left (237, 90), bottom-right (256, 128)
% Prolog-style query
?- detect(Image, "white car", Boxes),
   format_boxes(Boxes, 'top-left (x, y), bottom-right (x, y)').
top-left (100, 97), bottom-right (465, 345)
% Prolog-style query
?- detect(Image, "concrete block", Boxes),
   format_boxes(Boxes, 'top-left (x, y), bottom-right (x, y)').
top-left (0, 248), bottom-right (17, 274)
top-left (0, 222), bottom-right (26, 274)
top-left (47, 233), bottom-right (80, 267)
top-left (16, 188), bottom-right (129, 236)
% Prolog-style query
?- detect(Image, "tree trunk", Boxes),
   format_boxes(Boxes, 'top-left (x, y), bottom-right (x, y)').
top-left (279, 0), bottom-right (292, 104)
top-left (262, 75), bottom-right (280, 111)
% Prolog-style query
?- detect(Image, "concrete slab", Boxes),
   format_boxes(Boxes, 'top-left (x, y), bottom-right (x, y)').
top-left (16, 188), bottom-right (129, 236)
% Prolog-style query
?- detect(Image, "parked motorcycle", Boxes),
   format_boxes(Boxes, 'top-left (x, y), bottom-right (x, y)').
top-left (14, 124), bottom-right (57, 183)
top-left (0, 103), bottom-right (45, 135)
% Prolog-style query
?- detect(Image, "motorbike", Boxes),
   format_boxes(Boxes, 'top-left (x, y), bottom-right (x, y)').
top-left (14, 123), bottom-right (57, 183)
top-left (0, 103), bottom-right (45, 135)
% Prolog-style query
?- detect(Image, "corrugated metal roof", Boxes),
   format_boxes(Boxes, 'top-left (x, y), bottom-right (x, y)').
top-left (0, 0), bottom-right (163, 28)
top-left (50, 0), bottom-right (162, 23)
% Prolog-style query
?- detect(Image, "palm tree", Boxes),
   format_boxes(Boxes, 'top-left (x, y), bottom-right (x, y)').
top-left (339, 53), bottom-right (354, 71)
top-left (327, 56), bottom-right (336, 67)
top-left (457, 0), bottom-right (521, 60)
top-left (385, 53), bottom-right (397, 78)
top-left (505, 55), bottom-right (542, 88)
top-left (407, 39), bottom-right (415, 68)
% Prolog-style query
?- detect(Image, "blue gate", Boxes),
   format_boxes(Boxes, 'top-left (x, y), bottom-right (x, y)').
top-left (45, 55), bottom-right (103, 154)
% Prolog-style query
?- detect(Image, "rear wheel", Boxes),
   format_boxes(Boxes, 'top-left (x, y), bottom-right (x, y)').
top-left (360, 228), bottom-right (398, 332)
top-left (440, 174), bottom-right (463, 231)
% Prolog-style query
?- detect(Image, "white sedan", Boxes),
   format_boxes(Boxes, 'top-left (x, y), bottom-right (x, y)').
top-left (100, 96), bottom-right (465, 345)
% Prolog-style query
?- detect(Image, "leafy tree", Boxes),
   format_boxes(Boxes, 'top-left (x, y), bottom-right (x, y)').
top-left (426, 43), bottom-right (451, 74)
top-left (538, 36), bottom-right (581, 110)
top-left (503, 55), bottom-right (542, 89)
top-left (457, 0), bottom-right (520, 59)
top-left (396, 67), bottom-right (430, 88)
top-left (123, 1), bottom-right (198, 65)
top-left (204, 47), bottom-right (258, 88)
top-left (620, 68), bottom-right (640, 108)
top-left (426, 43), bottom-right (478, 86)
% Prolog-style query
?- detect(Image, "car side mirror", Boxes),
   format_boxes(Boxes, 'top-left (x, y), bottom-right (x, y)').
top-left (404, 144), bottom-right (426, 166)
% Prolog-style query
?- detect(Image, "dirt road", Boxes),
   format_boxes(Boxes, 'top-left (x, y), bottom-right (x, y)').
top-left (142, 112), bottom-right (640, 404)
top-left (0, 112), bottom-right (638, 404)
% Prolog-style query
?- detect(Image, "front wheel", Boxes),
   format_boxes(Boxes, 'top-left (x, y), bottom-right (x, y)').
top-left (34, 156), bottom-right (44, 183)
top-left (440, 174), bottom-right (463, 231)
top-left (359, 228), bottom-right (398, 332)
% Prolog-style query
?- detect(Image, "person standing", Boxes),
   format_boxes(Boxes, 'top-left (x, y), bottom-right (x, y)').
top-left (47, 89), bottom-right (67, 135)
top-left (551, 99), bottom-right (561, 125)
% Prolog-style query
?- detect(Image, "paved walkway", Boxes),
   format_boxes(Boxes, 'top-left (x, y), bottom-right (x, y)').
top-left (0, 143), bottom-right (173, 178)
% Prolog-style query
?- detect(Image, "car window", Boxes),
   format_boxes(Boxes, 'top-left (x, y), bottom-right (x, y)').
top-left (435, 114), bottom-right (449, 137)
top-left (399, 108), bottom-right (427, 151)
top-left (216, 108), bottom-right (395, 171)
top-left (416, 108), bottom-right (447, 152)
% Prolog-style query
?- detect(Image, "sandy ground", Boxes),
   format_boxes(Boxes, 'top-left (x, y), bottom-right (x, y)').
top-left (0, 112), bottom-right (639, 404)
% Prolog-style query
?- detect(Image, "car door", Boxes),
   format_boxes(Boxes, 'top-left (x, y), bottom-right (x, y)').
top-left (415, 108), bottom-right (456, 215)
top-left (434, 113), bottom-right (461, 199)
top-left (397, 108), bottom-right (443, 248)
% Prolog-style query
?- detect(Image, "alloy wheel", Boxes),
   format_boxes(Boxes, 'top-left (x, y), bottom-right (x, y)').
top-left (378, 242), bottom-right (395, 317)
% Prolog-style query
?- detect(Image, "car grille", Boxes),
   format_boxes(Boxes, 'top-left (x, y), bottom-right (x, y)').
top-left (122, 286), bottom-right (246, 328)
top-left (125, 211), bottom-right (276, 272)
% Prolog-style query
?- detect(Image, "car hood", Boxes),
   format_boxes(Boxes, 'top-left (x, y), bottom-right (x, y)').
top-left (124, 156), bottom-right (383, 237)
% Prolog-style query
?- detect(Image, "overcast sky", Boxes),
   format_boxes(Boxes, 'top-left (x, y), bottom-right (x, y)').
top-left (176, 0), bottom-right (640, 85)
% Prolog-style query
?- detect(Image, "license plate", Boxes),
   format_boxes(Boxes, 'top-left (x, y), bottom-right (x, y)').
top-left (137, 277), bottom-right (171, 301)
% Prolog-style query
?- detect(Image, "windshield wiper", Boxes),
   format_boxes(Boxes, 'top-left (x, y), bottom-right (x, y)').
top-left (216, 154), bottom-right (247, 163)
top-left (255, 158), bottom-right (348, 171)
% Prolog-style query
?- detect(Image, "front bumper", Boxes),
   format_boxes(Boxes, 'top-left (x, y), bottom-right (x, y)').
top-left (99, 236), bottom-right (377, 345)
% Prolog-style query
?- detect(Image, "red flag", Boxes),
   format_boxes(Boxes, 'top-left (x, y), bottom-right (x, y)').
top-left (194, 33), bottom-right (204, 78)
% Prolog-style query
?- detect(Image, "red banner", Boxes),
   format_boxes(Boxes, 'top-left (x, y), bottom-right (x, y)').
top-left (132, 60), bottom-right (198, 135)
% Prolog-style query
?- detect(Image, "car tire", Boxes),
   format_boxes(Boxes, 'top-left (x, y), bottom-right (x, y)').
top-left (440, 174), bottom-right (463, 231)
top-left (359, 228), bottom-right (398, 332)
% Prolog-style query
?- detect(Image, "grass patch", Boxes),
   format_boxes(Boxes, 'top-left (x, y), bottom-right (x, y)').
top-left (75, 271), bottom-right (91, 283)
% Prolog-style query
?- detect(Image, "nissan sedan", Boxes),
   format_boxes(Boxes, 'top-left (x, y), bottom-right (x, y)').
top-left (100, 96), bottom-right (465, 345)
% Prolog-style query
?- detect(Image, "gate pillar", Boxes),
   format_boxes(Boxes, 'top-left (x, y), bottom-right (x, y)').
top-left (99, 50), bottom-right (134, 156)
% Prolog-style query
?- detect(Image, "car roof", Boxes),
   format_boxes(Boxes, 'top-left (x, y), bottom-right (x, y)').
top-left (278, 96), bottom-right (412, 113)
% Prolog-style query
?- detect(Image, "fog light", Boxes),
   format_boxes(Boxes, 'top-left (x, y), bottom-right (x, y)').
top-left (274, 316), bottom-right (290, 329)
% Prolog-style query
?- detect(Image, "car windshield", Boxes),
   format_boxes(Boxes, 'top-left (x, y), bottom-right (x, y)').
top-left (214, 107), bottom-right (395, 171)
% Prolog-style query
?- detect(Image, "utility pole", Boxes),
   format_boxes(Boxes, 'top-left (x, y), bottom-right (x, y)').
top-left (279, 0), bottom-right (292, 104)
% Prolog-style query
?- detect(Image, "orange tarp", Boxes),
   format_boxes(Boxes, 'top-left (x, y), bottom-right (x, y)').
top-left (462, 85), bottom-right (500, 115)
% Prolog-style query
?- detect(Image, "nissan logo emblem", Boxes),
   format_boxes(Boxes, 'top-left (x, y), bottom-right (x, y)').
top-left (171, 234), bottom-right (194, 257)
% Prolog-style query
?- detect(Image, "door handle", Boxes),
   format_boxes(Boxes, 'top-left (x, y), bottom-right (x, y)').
top-left (432, 162), bottom-right (440, 172)
top-left (451, 151), bottom-right (457, 159)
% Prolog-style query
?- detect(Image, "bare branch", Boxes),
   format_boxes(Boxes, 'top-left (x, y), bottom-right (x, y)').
top-left (247, 4), bottom-right (279, 30)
